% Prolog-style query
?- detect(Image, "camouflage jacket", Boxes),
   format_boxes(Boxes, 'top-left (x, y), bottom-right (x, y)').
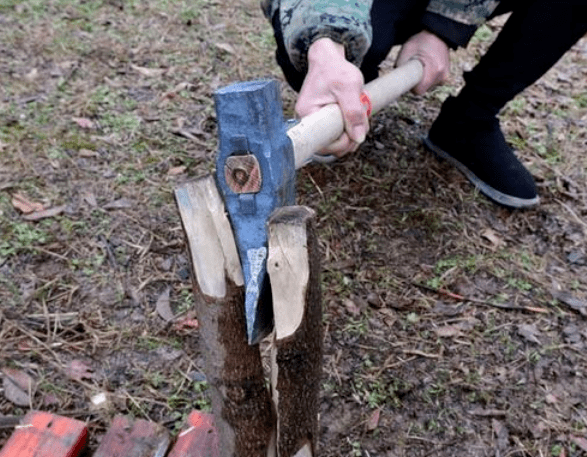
top-left (261, 0), bottom-right (500, 72)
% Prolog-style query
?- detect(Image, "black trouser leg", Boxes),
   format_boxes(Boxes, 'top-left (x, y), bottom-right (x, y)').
top-left (455, 0), bottom-right (587, 118)
top-left (360, 0), bottom-right (430, 83)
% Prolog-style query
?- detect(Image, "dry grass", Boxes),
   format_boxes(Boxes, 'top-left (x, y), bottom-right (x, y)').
top-left (1, 1), bottom-right (586, 455)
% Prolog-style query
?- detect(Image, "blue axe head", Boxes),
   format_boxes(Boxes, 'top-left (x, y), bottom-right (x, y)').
top-left (214, 80), bottom-right (295, 345)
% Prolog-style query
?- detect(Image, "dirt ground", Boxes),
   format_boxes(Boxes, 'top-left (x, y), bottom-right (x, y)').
top-left (1, 1), bottom-right (586, 456)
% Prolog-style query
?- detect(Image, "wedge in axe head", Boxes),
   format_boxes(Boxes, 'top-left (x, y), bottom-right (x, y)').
top-left (214, 79), bottom-right (295, 345)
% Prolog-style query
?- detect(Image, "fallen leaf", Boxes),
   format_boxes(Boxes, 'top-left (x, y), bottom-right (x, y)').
top-left (23, 205), bottom-right (66, 221)
top-left (545, 393), bottom-right (558, 404)
top-left (42, 393), bottom-right (61, 406)
top-left (131, 64), bottom-right (166, 77)
top-left (344, 298), bottom-right (361, 316)
top-left (173, 317), bottom-right (199, 331)
top-left (215, 42), bottom-right (236, 54)
top-left (72, 117), bottom-right (95, 129)
top-left (12, 193), bottom-right (44, 214)
top-left (170, 82), bottom-right (194, 93)
top-left (103, 198), bottom-right (133, 210)
top-left (365, 409), bottom-right (380, 431)
top-left (82, 191), bottom-right (97, 207)
top-left (552, 291), bottom-right (587, 316)
top-left (2, 368), bottom-right (35, 406)
top-left (435, 324), bottom-right (462, 338)
top-left (570, 436), bottom-right (587, 453)
top-left (481, 228), bottom-right (503, 249)
top-left (156, 287), bottom-right (175, 322)
top-left (25, 68), bottom-right (39, 82)
top-left (517, 324), bottom-right (542, 344)
top-left (168, 166), bottom-right (186, 176)
top-left (155, 346), bottom-right (183, 361)
top-left (66, 360), bottom-right (95, 382)
top-left (492, 419), bottom-right (509, 450)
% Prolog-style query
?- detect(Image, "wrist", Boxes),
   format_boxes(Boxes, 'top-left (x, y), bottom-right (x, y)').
top-left (308, 38), bottom-right (346, 66)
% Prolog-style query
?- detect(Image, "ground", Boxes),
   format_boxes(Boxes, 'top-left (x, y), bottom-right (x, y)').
top-left (1, 1), bottom-right (586, 456)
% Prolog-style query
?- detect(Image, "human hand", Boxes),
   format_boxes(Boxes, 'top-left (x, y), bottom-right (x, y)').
top-left (396, 30), bottom-right (450, 95)
top-left (296, 38), bottom-right (369, 158)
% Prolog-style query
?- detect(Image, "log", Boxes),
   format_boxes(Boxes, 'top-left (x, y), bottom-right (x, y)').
top-left (267, 207), bottom-right (322, 457)
top-left (174, 176), bottom-right (275, 457)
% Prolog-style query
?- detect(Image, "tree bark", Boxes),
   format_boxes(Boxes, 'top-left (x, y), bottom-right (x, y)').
top-left (267, 206), bottom-right (322, 457)
top-left (175, 176), bottom-right (275, 457)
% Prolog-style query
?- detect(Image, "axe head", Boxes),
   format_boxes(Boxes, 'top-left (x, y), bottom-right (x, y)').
top-left (214, 79), bottom-right (295, 345)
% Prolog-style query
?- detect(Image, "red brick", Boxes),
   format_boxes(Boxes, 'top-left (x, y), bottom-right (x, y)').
top-left (0, 411), bottom-right (87, 457)
top-left (168, 410), bottom-right (219, 457)
top-left (93, 416), bottom-right (170, 457)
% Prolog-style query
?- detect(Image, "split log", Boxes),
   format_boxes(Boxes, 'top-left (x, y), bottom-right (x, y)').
top-left (174, 176), bottom-right (275, 457)
top-left (267, 206), bottom-right (322, 457)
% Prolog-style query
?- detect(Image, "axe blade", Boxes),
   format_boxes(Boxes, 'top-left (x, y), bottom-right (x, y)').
top-left (214, 79), bottom-right (295, 344)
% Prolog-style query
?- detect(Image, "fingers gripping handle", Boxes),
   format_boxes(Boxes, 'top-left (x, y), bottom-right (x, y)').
top-left (288, 59), bottom-right (424, 169)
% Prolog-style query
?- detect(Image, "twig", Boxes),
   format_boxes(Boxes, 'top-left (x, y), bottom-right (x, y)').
top-left (411, 281), bottom-right (549, 313)
top-left (555, 199), bottom-right (587, 230)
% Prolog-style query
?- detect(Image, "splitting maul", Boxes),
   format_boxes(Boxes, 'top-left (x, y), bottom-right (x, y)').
top-left (213, 59), bottom-right (424, 344)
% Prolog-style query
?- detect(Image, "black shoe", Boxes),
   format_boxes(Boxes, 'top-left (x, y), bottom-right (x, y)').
top-left (424, 97), bottom-right (539, 209)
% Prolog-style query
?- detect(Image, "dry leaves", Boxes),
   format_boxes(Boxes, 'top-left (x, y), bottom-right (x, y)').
top-left (103, 198), bottom-right (133, 210)
top-left (23, 205), bottom-right (66, 221)
top-left (481, 228), bottom-right (504, 250)
top-left (435, 324), bottom-right (463, 338)
top-left (2, 367), bottom-right (36, 406)
top-left (168, 166), bottom-right (187, 176)
top-left (552, 290), bottom-right (587, 316)
top-left (65, 360), bottom-right (95, 382)
top-left (173, 314), bottom-right (200, 332)
top-left (11, 193), bottom-right (66, 220)
top-left (365, 409), bottom-right (381, 432)
top-left (215, 43), bottom-right (236, 54)
top-left (12, 193), bottom-right (43, 214)
top-left (517, 324), bottom-right (542, 345)
top-left (156, 287), bottom-right (175, 322)
top-left (131, 64), bottom-right (167, 78)
top-left (72, 117), bottom-right (95, 129)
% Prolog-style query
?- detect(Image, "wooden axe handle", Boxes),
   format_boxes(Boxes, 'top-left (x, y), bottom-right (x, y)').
top-left (287, 59), bottom-right (424, 169)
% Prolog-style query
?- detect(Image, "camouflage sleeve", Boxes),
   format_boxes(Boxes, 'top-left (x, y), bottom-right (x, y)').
top-left (422, 0), bottom-right (501, 48)
top-left (426, 0), bottom-right (500, 26)
top-left (263, 0), bottom-right (373, 73)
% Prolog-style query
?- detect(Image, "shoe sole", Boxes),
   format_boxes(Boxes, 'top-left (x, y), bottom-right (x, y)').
top-left (423, 136), bottom-right (540, 209)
